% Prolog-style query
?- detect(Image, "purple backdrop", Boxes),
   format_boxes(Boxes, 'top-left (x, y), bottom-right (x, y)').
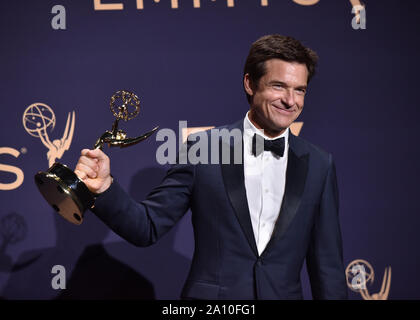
top-left (0, 0), bottom-right (419, 299)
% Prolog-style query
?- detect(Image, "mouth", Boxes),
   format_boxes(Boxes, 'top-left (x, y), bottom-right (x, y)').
top-left (271, 104), bottom-right (295, 114)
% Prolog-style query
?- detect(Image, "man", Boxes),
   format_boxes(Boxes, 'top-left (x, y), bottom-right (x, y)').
top-left (74, 35), bottom-right (348, 299)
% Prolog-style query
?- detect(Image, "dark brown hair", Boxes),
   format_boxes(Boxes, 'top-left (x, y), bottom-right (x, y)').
top-left (243, 34), bottom-right (319, 102)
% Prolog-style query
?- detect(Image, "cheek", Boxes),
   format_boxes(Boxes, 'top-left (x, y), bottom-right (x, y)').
top-left (268, 90), bottom-right (284, 102)
top-left (263, 92), bottom-right (282, 108)
top-left (294, 103), bottom-right (304, 117)
top-left (297, 96), bottom-right (305, 108)
top-left (253, 92), bottom-right (270, 110)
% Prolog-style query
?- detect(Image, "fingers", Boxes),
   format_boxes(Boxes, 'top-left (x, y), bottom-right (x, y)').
top-left (74, 168), bottom-right (87, 181)
top-left (81, 148), bottom-right (109, 162)
top-left (79, 155), bottom-right (99, 172)
top-left (75, 162), bottom-right (97, 179)
top-left (76, 150), bottom-right (101, 180)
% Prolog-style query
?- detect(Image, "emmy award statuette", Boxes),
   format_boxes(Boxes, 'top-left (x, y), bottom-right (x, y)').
top-left (34, 90), bottom-right (158, 225)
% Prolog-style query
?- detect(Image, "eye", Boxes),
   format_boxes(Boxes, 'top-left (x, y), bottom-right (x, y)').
top-left (296, 88), bottom-right (306, 95)
top-left (272, 84), bottom-right (285, 90)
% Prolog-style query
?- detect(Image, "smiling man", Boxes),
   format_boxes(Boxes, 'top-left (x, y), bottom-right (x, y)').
top-left (245, 59), bottom-right (307, 137)
top-left (75, 34), bottom-right (348, 299)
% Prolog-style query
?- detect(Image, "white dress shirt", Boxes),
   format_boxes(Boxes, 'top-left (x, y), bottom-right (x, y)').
top-left (243, 112), bottom-right (289, 256)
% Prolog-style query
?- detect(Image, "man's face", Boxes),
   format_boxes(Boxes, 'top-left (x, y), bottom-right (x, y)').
top-left (244, 59), bottom-right (309, 137)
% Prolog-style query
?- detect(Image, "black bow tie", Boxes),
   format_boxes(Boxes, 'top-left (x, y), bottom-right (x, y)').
top-left (252, 133), bottom-right (285, 157)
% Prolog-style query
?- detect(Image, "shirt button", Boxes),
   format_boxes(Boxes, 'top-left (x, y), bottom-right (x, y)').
top-left (262, 223), bottom-right (266, 227)
top-left (265, 189), bottom-right (269, 193)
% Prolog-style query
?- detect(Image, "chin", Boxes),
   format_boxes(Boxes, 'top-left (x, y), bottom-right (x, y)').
top-left (271, 120), bottom-right (292, 131)
top-left (265, 124), bottom-right (288, 135)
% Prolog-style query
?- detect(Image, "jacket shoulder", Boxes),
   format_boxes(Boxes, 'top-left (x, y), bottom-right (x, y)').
top-left (290, 133), bottom-right (333, 165)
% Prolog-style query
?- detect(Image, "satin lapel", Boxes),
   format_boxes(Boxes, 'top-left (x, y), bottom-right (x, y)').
top-left (220, 122), bottom-right (259, 257)
top-left (261, 135), bottom-right (309, 257)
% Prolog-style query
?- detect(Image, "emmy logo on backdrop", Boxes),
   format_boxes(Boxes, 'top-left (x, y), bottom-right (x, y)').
top-left (346, 259), bottom-right (392, 300)
top-left (23, 103), bottom-right (75, 167)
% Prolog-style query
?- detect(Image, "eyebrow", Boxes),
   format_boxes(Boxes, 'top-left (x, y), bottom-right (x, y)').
top-left (268, 81), bottom-right (307, 90)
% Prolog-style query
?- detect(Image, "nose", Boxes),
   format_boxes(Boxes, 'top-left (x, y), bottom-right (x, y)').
top-left (281, 89), bottom-right (296, 108)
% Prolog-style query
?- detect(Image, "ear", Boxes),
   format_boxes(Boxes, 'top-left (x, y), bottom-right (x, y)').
top-left (243, 73), bottom-right (254, 97)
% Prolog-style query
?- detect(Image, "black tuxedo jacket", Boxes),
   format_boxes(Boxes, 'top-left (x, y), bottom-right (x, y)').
top-left (92, 120), bottom-right (348, 299)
